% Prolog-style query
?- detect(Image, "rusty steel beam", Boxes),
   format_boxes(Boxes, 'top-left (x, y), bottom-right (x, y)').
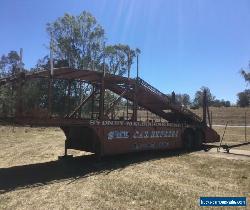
top-left (1, 116), bottom-right (91, 127)
top-left (67, 89), bottom-right (97, 118)
top-left (27, 68), bottom-right (135, 86)
top-left (105, 90), bottom-right (127, 118)
top-left (47, 76), bottom-right (53, 117)
top-left (99, 75), bottom-right (105, 120)
top-left (132, 82), bottom-right (138, 122)
top-left (1, 68), bottom-right (203, 125)
top-left (66, 80), bottom-right (72, 116)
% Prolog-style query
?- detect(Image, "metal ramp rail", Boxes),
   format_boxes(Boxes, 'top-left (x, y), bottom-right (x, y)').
top-left (137, 77), bottom-right (202, 124)
top-left (137, 77), bottom-right (171, 103)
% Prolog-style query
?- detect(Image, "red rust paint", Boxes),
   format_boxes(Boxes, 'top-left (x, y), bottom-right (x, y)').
top-left (63, 120), bottom-right (219, 156)
top-left (0, 68), bottom-right (220, 157)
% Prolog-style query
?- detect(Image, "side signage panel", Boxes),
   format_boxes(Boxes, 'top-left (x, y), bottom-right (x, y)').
top-left (107, 130), bottom-right (178, 140)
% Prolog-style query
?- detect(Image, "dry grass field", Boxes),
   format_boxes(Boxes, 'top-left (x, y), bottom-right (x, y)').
top-left (0, 123), bottom-right (249, 209)
top-left (136, 107), bottom-right (250, 126)
top-left (192, 107), bottom-right (250, 125)
top-left (0, 106), bottom-right (249, 209)
top-left (213, 126), bottom-right (250, 150)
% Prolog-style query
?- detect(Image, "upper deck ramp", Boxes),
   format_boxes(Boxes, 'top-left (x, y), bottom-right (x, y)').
top-left (0, 68), bottom-right (202, 125)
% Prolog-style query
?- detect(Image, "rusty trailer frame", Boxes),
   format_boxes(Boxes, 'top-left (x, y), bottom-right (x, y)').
top-left (0, 68), bottom-right (220, 157)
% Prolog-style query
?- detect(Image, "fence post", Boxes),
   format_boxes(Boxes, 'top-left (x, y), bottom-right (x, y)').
top-left (245, 111), bottom-right (247, 142)
top-left (218, 121), bottom-right (228, 152)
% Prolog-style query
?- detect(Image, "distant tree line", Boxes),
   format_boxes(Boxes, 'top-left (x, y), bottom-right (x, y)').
top-left (171, 86), bottom-right (231, 109)
top-left (174, 61), bottom-right (250, 109)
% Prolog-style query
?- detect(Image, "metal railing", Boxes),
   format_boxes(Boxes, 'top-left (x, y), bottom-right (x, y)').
top-left (137, 77), bottom-right (202, 123)
top-left (137, 77), bottom-right (171, 102)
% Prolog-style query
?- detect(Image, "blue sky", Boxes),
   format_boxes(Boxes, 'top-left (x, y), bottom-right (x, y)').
top-left (1, 0), bottom-right (250, 103)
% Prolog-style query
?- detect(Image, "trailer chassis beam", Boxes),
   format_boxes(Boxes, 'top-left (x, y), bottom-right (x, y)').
top-left (220, 142), bottom-right (250, 153)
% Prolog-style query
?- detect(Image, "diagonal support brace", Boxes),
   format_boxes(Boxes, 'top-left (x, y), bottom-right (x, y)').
top-left (67, 89), bottom-right (97, 118)
top-left (105, 89), bottom-right (127, 117)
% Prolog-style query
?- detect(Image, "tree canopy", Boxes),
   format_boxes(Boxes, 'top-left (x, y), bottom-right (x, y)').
top-left (237, 61), bottom-right (250, 107)
top-left (240, 61), bottom-right (250, 84)
top-left (47, 11), bottom-right (139, 76)
top-left (237, 89), bottom-right (250, 107)
top-left (0, 51), bottom-right (22, 77)
top-left (193, 86), bottom-right (215, 108)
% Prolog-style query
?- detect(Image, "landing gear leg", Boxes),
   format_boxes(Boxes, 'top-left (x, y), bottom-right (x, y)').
top-left (64, 139), bottom-right (68, 156)
top-left (58, 139), bottom-right (73, 160)
top-left (94, 141), bottom-right (102, 161)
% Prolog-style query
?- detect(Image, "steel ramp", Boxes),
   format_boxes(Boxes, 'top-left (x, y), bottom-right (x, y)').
top-left (0, 68), bottom-right (202, 124)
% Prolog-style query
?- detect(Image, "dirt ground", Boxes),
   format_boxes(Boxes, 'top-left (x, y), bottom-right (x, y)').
top-left (0, 126), bottom-right (249, 210)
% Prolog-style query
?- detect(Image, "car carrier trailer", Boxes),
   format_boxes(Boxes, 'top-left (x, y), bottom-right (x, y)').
top-left (0, 67), bottom-right (220, 157)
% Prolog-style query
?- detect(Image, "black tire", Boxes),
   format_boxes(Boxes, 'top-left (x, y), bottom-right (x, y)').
top-left (194, 129), bottom-right (204, 150)
top-left (183, 129), bottom-right (194, 151)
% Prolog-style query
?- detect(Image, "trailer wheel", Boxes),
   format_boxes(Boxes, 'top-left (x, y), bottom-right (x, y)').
top-left (194, 129), bottom-right (204, 150)
top-left (183, 129), bottom-right (194, 151)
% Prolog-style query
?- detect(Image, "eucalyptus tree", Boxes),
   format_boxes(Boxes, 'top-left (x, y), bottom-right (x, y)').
top-left (193, 86), bottom-right (215, 108)
top-left (47, 11), bottom-right (105, 69)
top-left (241, 61), bottom-right (250, 84)
top-left (0, 51), bottom-right (20, 77)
